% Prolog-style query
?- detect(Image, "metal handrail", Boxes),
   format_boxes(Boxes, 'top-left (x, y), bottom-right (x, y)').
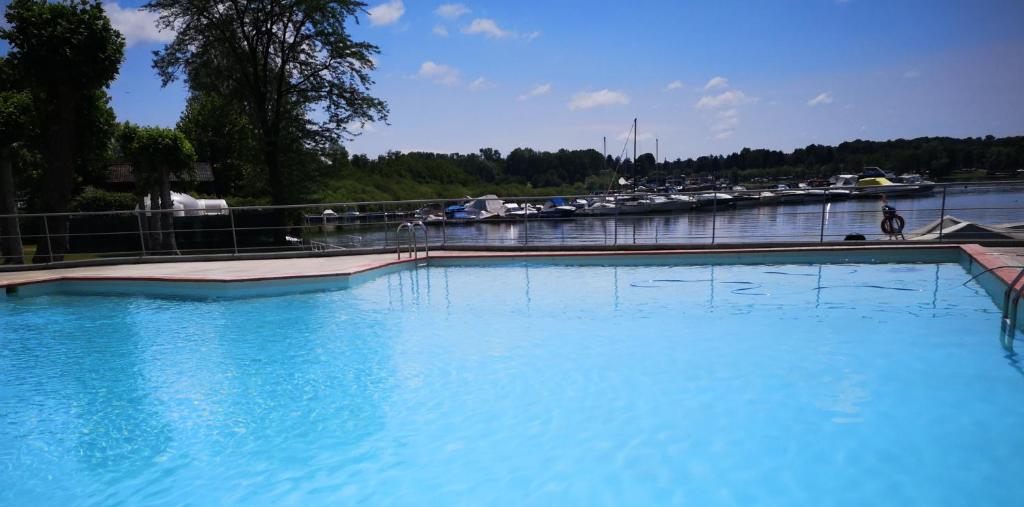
top-left (3, 179), bottom-right (1023, 219)
top-left (396, 221), bottom-right (429, 260)
top-left (1, 181), bottom-right (1022, 267)
top-left (1002, 268), bottom-right (1024, 320)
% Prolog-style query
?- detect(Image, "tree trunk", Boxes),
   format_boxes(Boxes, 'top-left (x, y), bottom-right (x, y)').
top-left (148, 189), bottom-right (162, 253)
top-left (0, 146), bottom-right (24, 264)
top-left (159, 168), bottom-right (178, 254)
top-left (136, 194), bottom-right (149, 253)
top-left (32, 86), bottom-right (77, 263)
top-left (263, 133), bottom-right (288, 245)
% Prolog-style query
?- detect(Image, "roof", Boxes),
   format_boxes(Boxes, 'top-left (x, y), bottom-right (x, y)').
top-left (106, 162), bottom-right (214, 183)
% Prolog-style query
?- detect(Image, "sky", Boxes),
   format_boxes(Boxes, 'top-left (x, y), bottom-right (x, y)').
top-left (2, 0), bottom-right (1024, 161)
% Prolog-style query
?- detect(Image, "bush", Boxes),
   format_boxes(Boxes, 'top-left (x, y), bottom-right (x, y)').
top-left (70, 188), bottom-right (138, 212)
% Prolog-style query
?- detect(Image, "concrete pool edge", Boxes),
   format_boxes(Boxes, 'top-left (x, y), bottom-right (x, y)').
top-left (0, 244), bottom-right (1005, 300)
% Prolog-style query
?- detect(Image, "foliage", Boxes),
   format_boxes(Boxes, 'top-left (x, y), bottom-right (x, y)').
top-left (69, 187), bottom-right (137, 211)
top-left (147, 0), bottom-right (389, 204)
top-left (119, 123), bottom-right (197, 193)
top-left (1, 0), bottom-right (124, 261)
top-left (176, 91), bottom-right (260, 196)
top-left (663, 136), bottom-right (1024, 184)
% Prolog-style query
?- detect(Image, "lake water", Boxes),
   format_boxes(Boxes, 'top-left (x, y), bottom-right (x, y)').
top-left (318, 185), bottom-right (1024, 248)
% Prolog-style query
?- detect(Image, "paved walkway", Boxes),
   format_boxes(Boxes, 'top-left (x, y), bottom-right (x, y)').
top-left (0, 243), bottom-right (990, 288)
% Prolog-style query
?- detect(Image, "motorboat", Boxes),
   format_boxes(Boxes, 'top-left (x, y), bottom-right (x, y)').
top-left (731, 193), bottom-right (762, 207)
top-left (693, 192), bottom-right (734, 210)
top-left (506, 203), bottom-right (540, 218)
top-left (580, 201), bottom-right (618, 215)
top-left (616, 197), bottom-right (656, 215)
top-left (447, 195), bottom-right (505, 220)
top-left (772, 185), bottom-right (809, 204)
top-left (646, 195), bottom-right (694, 212)
top-left (538, 198), bottom-right (578, 218)
top-left (894, 174), bottom-right (937, 193)
top-left (851, 177), bottom-right (933, 198)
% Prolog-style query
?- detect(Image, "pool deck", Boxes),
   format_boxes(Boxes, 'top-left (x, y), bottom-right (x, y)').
top-left (2, 243), bottom-right (1019, 289)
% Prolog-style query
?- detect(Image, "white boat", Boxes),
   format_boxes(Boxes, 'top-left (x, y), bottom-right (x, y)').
top-left (454, 194), bottom-right (505, 220)
top-left (694, 193), bottom-right (734, 209)
top-left (580, 201), bottom-right (619, 215)
top-left (506, 203), bottom-right (540, 218)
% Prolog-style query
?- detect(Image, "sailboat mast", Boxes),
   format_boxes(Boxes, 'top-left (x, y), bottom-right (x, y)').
top-left (633, 118), bottom-right (638, 192)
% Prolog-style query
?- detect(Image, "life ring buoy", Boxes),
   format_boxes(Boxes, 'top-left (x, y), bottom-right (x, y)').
top-left (881, 215), bottom-right (905, 235)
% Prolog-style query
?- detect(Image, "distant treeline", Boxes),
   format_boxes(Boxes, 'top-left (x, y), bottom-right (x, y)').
top-left (313, 135), bottom-right (1024, 201)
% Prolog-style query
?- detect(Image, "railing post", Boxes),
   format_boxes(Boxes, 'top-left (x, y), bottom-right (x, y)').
top-left (42, 215), bottom-right (53, 263)
top-left (441, 200), bottom-right (447, 247)
top-left (711, 193), bottom-right (718, 245)
top-left (819, 196), bottom-right (828, 243)
top-left (135, 210), bottom-right (146, 256)
top-left (383, 207), bottom-right (389, 249)
top-left (614, 212), bottom-right (618, 246)
top-left (229, 208), bottom-right (239, 255)
top-left (523, 202), bottom-right (529, 247)
top-left (938, 186), bottom-right (947, 242)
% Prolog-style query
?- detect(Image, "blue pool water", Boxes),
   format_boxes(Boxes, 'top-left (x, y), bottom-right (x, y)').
top-left (2, 262), bottom-right (1024, 505)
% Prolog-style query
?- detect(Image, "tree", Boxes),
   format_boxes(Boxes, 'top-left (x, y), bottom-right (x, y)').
top-left (146, 0), bottom-right (389, 208)
top-left (0, 57), bottom-right (33, 264)
top-left (177, 91), bottom-right (259, 196)
top-left (1, 0), bottom-right (124, 262)
top-left (121, 126), bottom-right (197, 254)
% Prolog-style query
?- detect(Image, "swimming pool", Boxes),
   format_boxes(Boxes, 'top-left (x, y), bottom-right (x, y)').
top-left (2, 257), bottom-right (1023, 505)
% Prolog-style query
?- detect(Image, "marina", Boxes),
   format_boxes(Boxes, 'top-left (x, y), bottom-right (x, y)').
top-left (308, 184), bottom-right (1024, 248)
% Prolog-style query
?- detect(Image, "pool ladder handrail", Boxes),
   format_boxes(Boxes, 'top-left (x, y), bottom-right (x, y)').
top-left (396, 221), bottom-right (429, 260)
top-left (1003, 268), bottom-right (1024, 331)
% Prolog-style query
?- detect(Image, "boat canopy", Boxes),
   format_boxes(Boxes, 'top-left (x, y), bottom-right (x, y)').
top-left (463, 195), bottom-right (505, 215)
top-left (856, 177), bottom-right (894, 187)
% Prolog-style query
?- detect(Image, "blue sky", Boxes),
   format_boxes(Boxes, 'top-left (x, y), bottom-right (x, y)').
top-left (3, 0), bottom-right (1024, 160)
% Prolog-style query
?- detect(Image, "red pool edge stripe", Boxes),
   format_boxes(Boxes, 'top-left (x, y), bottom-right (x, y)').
top-left (0, 244), bottom-right (991, 291)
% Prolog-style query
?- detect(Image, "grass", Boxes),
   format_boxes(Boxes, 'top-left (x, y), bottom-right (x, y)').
top-left (11, 244), bottom-right (101, 264)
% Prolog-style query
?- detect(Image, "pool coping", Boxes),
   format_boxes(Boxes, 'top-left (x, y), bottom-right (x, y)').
top-left (0, 243), bottom-right (1007, 290)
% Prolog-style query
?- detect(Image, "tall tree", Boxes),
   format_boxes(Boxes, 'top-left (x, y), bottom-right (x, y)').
top-left (146, 0), bottom-right (389, 208)
top-left (1, 0), bottom-right (124, 262)
top-left (121, 125), bottom-right (197, 254)
top-left (177, 91), bottom-right (259, 196)
top-left (0, 57), bottom-right (33, 264)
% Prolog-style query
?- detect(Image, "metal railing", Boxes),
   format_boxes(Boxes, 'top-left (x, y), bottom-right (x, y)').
top-left (396, 221), bottom-right (428, 260)
top-left (1, 180), bottom-right (1023, 268)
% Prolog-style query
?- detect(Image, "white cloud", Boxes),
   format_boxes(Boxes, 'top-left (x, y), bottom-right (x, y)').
top-left (433, 25), bottom-right (449, 37)
top-left (807, 91), bottom-right (834, 106)
top-left (704, 76), bottom-right (729, 90)
top-left (103, 2), bottom-right (174, 48)
top-left (665, 80), bottom-right (684, 91)
top-left (435, 3), bottom-right (470, 19)
top-left (417, 61), bottom-right (461, 86)
top-left (568, 89), bottom-right (630, 110)
top-left (714, 131), bottom-right (734, 140)
top-left (695, 90), bottom-right (755, 109)
top-left (469, 77), bottom-right (494, 91)
top-left (368, 0), bottom-right (405, 26)
top-left (711, 109), bottom-right (739, 132)
top-left (518, 83), bottom-right (552, 100)
top-left (524, 30), bottom-right (542, 41)
top-left (462, 18), bottom-right (511, 38)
